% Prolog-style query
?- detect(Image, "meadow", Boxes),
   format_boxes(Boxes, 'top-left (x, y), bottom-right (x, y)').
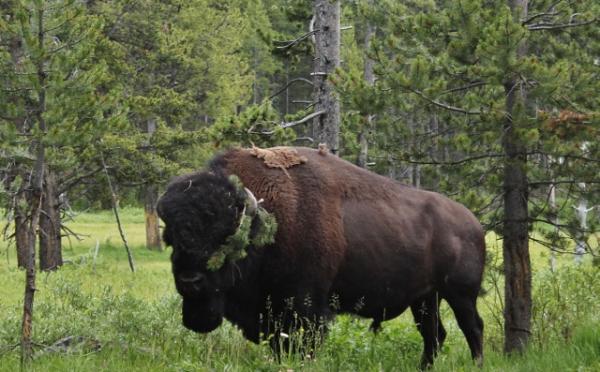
top-left (1, 208), bottom-right (599, 371)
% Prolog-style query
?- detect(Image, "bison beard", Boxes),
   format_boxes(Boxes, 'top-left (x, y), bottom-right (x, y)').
top-left (182, 295), bottom-right (224, 333)
top-left (157, 147), bottom-right (486, 368)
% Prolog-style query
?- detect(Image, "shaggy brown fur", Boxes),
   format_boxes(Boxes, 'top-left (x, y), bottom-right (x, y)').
top-left (158, 147), bottom-right (486, 368)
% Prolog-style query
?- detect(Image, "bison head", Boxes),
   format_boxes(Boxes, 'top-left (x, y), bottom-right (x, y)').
top-left (157, 171), bottom-right (258, 333)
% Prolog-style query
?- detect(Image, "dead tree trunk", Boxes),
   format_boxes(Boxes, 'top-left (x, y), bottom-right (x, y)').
top-left (358, 8), bottom-right (375, 168)
top-left (144, 184), bottom-right (162, 251)
top-left (312, 0), bottom-right (341, 154)
top-left (502, 0), bottom-right (531, 354)
top-left (144, 118), bottom-right (162, 251)
top-left (39, 169), bottom-right (62, 270)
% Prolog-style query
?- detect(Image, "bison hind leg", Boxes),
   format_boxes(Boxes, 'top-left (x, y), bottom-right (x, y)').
top-left (410, 292), bottom-right (446, 370)
top-left (444, 291), bottom-right (483, 366)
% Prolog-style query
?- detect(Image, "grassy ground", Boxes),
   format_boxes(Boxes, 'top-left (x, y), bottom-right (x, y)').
top-left (1, 208), bottom-right (599, 371)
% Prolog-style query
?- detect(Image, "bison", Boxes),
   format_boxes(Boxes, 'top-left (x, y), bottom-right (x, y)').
top-left (157, 146), bottom-right (485, 368)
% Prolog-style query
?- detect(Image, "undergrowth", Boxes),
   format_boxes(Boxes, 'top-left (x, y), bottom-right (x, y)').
top-left (0, 210), bottom-right (599, 371)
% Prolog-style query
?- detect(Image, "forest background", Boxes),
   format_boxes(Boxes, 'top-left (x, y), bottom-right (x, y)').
top-left (1, 0), bottom-right (599, 370)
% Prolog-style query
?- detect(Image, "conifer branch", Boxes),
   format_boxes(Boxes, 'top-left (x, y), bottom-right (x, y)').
top-left (408, 88), bottom-right (482, 115)
top-left (59, 167), bottom-right (104, 194)
top-left (528, 236), bottom-right (593, 256)
top-left (402, 153), bottom-right (504, 165)
top-left (49, 36), bottom-right (86, 54)
top-left (44, 13), bottom-right (81, 34)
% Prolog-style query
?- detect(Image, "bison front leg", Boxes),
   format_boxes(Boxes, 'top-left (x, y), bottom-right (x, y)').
top-left (266, 292), bottom-right (331, 358)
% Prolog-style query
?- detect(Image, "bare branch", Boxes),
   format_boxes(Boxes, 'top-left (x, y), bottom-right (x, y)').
top-left (528, 17), bottom-right (598, 31)
top-left (530, 180), bottom-right (600, 187)
top-left (59, 167), bottom-right (104, 194)
top-left (251, 110), bottom-right (326, 136)
top-left (408, 88), bottom-right (482, 115)
top-left (100, 152), bottom-right (135, 273)
top-left (522, 1), bottom-right (562, 25)
top-left (439, 81), bottom-right (486, 96)
top-left (268, 78), bottom-right (314, 100)
top-left (60, 224), bottom-right (88, 242)
top-left (274, 30), bottom-right (319, 49)
top-left (522, 11), bottom-right (560, 25)
top-left (294, 136), bottom-right (315, 143)
top-left (281, 110), bottom-right (326, 129)
top-left (530, 217), bottom-right (574, 230)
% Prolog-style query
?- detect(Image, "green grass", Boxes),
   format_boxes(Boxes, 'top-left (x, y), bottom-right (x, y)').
top-left (1, 208), bottom-right (599, 371)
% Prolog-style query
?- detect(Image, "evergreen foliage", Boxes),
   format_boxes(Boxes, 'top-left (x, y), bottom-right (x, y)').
top-left (336, 0), bottom-right (599, 249)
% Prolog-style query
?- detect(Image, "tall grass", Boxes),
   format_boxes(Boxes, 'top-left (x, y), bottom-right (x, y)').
top-left (1, 209), bottom-right (599, 371)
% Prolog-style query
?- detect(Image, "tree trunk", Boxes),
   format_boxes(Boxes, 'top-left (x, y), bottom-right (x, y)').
top-left (3, 0), bottom-right (29, 269)
top-left (573, 196), bottom-right (589, 265)
top-left (358, 11), bottom-right (375, 168)
top-left (548, 181), bottom-right (557, 271)
top-left (22, 4), bottom-right (47, 364)
top-left (14, 198), bottom-right (30, 269)
top-left (39, 169), bottom-right (63, 271)
top-left (312, 0), bottom-right (341, 154)
top-left (409, 118), bottom-right (421, 189)
top-left (144, 184), bottom-right (162, 251)
top-left (144, 118), bottom-right (162, 251)
top-left (503, 0), bottom-right (531, 354)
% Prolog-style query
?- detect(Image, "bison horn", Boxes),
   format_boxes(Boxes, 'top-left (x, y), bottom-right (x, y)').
top-left (244, 187), bottom-right (259, 216)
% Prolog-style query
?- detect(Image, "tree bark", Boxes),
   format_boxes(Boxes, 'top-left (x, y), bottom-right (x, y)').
top-left (22, 4), bottom-right (47, 365)
top-left (144, 184), bottom-right (162, 251)
top-left (548, 180), bottom-right (557, 271)
top-left (573, 196), bottom-right (590, 265)
top-left (144, 118), bottom-right (162, 251)
top-left (3, 0), bottom-right (30, 269)
top-left (14, 198), bottom-right (30, 269)
top-left (358, 10), bottom-right (375, 168)
top-left (503, 0), bottom-right (531, 354)
top-left (312, 0), bottom-right (341, 154)
top-left (39, 169), bottom-right (63, 270)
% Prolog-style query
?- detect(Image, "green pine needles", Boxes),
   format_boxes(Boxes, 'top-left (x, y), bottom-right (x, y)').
top-left (206, 176), bottom-right (278, 271)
